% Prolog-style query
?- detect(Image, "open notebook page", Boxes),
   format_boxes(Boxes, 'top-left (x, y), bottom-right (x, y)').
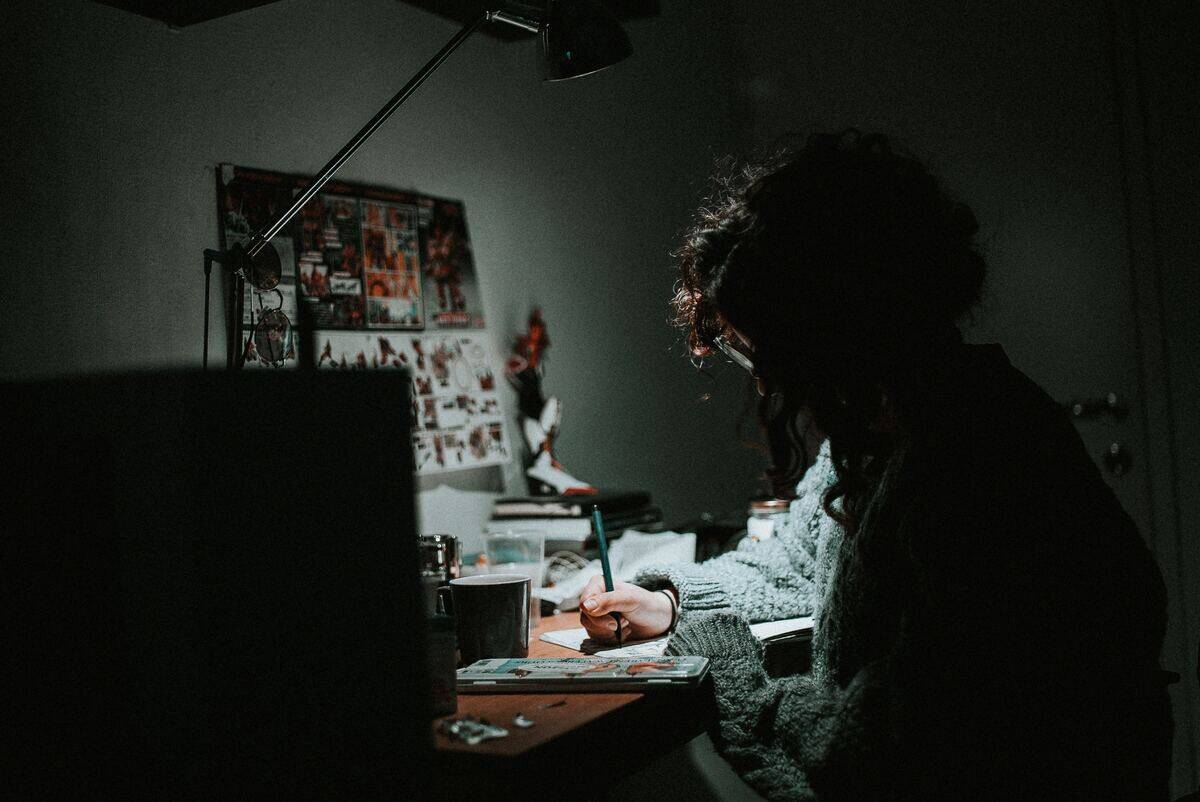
top-left (540, 616), bottom-right (814, 658)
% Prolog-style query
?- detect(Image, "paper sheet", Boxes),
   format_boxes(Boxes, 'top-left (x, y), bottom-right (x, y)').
top-left (539, 616), bottom-right (815, 658)
top-left (751, 616), bottom-right (815, 642)
top-left (539, 627), bottom-right (670, 657)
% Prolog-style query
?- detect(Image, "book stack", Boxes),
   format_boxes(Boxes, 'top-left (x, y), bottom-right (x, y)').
top-left (486, 490), bottom-right (663, 553)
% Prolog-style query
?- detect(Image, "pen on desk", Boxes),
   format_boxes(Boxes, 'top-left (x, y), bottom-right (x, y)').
top-left (591, 505), bottom-right (622, 645)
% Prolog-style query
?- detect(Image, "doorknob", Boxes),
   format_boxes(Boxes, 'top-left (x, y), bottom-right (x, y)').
top-left (1103, 442), bottom-right (1132, 476)
top-left (1067, 392), bottom-right (1128, 421)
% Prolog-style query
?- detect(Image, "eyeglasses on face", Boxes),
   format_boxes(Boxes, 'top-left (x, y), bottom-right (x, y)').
top-left (713, 334), bottom-right (755, 375)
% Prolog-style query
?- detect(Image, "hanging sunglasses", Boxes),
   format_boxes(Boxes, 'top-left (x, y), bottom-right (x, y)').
top-left (245, 288), bottom-right (294, 368)
top-left (714, 334), bottom-right (756, 375)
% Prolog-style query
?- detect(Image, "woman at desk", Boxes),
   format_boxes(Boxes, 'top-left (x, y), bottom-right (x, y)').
top-left (579, 131), bottom-right (1172, 800)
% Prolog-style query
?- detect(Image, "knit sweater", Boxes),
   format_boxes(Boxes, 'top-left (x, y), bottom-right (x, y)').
top-left (636, 441), bottom-right (841, 626)
top-left (660, 345), bottom-right (1171, 801)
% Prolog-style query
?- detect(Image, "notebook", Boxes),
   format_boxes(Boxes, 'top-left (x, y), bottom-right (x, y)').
top-left (456, 655), bottom-right (710, 692)
top-left (539, 616), bottom-right (814, 658)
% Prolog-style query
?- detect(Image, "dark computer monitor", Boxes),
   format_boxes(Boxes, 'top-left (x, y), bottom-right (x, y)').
top-left (3, 371), bottom-right (430, 798)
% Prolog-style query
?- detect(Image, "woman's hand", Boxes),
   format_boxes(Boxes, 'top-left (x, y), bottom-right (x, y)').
top-left (578, 577), bottom-right (675, 644)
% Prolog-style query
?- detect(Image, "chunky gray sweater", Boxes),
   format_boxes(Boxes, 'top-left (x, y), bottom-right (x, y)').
top-left (636, 441), bottom-right (841, 627)
top-left (641, 345), bottom-right (1171, 801)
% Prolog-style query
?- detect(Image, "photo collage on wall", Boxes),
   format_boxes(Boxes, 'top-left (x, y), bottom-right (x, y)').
top-left (217, 164), bottom-right (507, 476)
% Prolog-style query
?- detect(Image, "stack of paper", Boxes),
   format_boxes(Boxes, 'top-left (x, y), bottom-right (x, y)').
top-left (488, 491), bottom-right (663, 552)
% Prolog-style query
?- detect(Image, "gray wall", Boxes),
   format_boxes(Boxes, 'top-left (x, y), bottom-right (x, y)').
top-left (2, 0), bottom-right (766, 553)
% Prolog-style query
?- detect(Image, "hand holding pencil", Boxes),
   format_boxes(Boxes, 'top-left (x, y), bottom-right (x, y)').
top-left (579, 505), bottom-right (677, 644)
top-left (578, 577), bottom-right (676, 644)
top-left (590, 506), bottom-right (623, 644)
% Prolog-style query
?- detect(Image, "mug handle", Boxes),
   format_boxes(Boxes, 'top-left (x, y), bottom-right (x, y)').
top-left (437, 585), bottom-right (453, 617)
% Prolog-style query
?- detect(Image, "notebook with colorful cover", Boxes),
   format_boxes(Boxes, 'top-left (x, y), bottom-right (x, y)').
top-left (456, 655), bottom-right (710, 693)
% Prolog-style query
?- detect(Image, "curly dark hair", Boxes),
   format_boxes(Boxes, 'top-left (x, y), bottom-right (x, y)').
top-left (673, 130), bottom-right (986, 534)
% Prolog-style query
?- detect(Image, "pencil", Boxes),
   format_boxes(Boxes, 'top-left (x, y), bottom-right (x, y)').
top-left (592, 505), bottom-right (622, 645)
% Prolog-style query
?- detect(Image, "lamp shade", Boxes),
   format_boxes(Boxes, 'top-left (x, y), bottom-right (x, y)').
top-left (541, 0), bottom-right (633, 81)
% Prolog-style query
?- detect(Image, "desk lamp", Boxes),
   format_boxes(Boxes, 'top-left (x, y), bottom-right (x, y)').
top-left (202, 0), bottom-right (632, 369)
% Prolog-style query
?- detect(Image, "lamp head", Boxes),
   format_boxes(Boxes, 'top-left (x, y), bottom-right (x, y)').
top-left (540, 0), bottom-right (632, 81)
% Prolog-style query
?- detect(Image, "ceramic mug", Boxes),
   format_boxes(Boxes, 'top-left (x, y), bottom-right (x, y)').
top-left (439, 573), bottom-right (530, 666)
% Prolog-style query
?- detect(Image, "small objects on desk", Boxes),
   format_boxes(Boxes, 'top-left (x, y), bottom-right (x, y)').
top-left (512, 714), bottom-right (535, 729)
top-left (540, 699), bottom-right (568, 709)
top-left (438, 715), bottom-right (509, 746)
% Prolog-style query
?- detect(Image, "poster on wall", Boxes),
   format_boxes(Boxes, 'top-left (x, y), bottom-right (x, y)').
top-left (215, 164), bottom-right (506, 473)
top-left (361, 199), bottom-right (424, 329)
top-left (297, 193), bottom-right (366, 329)
top-left (313, 330), bottom-right (510, 475)
top-left (419, 198), bottom-right (485, 329)
top-left (407, 333), bottom-right (508, 474)
top-left (218, 165), bottom-right (486, 337)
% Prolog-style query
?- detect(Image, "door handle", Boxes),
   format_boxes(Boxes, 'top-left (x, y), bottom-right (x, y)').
top-left (1066, 392), bottom-right (1128, 421)
top-left (1062, 393), bottom-right (1133, 477)
top-left (1103, 442), bottom-right (1132, 476)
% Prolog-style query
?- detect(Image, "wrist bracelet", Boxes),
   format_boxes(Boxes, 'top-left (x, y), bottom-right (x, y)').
top-left (659, 588), bottom-right (680, 633)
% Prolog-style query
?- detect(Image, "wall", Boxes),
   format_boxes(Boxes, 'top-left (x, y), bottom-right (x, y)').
top-left (2, 0), bottom-right (766, 555)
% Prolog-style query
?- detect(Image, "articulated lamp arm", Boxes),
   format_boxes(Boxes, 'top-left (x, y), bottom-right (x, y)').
top-left (204, 1), bottom-right (630, 369)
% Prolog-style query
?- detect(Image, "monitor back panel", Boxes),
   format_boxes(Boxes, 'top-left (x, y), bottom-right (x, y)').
top-left (3, 371), bottom-right (429, 798)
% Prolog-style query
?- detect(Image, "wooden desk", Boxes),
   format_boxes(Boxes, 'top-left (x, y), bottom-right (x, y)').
top-left (430, 613), bottom-right (715, 796)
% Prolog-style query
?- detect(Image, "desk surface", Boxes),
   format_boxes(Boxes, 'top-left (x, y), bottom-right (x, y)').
top-left (433, 613), bottom-right (652, 758)
top-left (429, 614), bottom-right (718, 797)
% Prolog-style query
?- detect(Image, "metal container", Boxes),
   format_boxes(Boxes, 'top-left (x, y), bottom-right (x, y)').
top-left (419, 534), bottom-right (461, 586)
top-left (747, 498), bottom-right (790, 542)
